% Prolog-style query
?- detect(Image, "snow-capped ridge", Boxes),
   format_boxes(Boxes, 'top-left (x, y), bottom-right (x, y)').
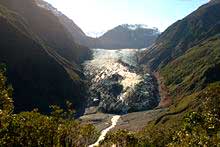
top-left (121, 24), bottom-right (159, 31)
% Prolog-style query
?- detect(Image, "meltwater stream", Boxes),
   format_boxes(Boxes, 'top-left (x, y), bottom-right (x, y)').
top-left (83, 49), bottom-right (160, 114)
top-left (89, 115), bottom-right (121, 147)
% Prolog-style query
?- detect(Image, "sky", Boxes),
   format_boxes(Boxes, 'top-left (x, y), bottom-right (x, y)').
top-left (44, 0), bottom-right (209, 36)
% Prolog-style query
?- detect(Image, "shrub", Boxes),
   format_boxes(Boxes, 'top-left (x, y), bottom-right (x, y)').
top-left (0, 66), bottom-right (98, 146)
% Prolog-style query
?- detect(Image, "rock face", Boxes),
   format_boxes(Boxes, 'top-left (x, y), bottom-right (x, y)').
top-left (93, 24), bottom-right (160, 49)
top-left (0, 0), bottom-right (90, 115)
top-left (83, 49), bottom-right (160, 114)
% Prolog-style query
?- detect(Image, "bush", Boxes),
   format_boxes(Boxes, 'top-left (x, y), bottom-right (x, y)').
top-left (0, 66), bottom-right (98, 146)
top-left (0, 64), bottom-right (13, 116)
top-left (168, 83), bottom-right (220, 146)
top-left (100, 130), bottom-right (144, 147)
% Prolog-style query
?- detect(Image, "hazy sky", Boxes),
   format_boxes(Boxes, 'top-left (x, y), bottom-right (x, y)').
top-left (44, 0), bottom-right (209, 35)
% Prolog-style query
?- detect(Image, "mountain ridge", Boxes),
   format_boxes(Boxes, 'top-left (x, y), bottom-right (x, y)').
top-left (35, 0), bottom-right (159, 49)
top-left (140, 0), bottom-right (220, 70)
top-left (0, 0), bottom-right (90, 114)
top-left (93, 24), bottom-right (159, 49)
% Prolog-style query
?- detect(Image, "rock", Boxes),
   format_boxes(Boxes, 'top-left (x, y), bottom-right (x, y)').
top-left (108, 73), bottom-right (124, 81)
top-left (108, 83), bottom-right (123, 97)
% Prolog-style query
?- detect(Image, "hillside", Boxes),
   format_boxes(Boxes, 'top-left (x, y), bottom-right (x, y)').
top-left (35, 0), bottom-right (97, 49)
top-left (0, 0), bottom-right (90, 114)
top-left (1, 0), bottom-right (90, 63)
top-left (133, 34), bottom-right (220, 145)
top-left (161, 34), bottom-right (220, 98)
top-left (140, 0), bottom-right (220, 102)
top-left (140, 0), bottom-right (220, 70)
top-left (144, 0), bottom-right (220, 134)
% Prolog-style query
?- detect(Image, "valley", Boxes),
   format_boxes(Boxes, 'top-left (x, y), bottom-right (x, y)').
top-left (0, 0), bottom-right (220, 146)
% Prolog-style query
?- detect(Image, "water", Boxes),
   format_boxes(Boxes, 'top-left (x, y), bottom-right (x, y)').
top-left (89, 115), bottom-right (121, 147)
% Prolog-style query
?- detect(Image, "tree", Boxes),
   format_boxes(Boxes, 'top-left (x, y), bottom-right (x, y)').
top-left (0, 64), bottom-right (98, 146)
top-left (0, 63), bottom-right (14, 116)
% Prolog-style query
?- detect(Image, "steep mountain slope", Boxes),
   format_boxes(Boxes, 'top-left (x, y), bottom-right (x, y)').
top-left (1, 0), bottom-right (90, 63)
top-left (139, 0), bottom-right (220, 125)
top-left (140, 0), bottom-right (220, 70)
top-left (0, 1), bottom-right (89, 114)
top-left (161, 34), bottom-right (220, 99)
top-left (140, 0), bottom-right (220, 101)
top-left (35, 0), bottom-right (96, 48)
top-left (95, 24), bottom-right (160, 49)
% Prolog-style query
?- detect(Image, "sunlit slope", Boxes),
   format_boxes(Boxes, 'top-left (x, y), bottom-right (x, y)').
top-left (0, 1), bottom-right (88, 114)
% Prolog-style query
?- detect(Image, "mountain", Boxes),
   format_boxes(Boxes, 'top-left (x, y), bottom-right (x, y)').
top-left (140, 0), bottom-right (220, 120)
top-left (1, 0), bottom-right (90, 63)
top-left (34, 1), bottom-right (159, 49)
top-left (35, 0), bottom-right (96, 48)
top-left (140, 0), bottom-right (220, 70)
top-left (139, 0), bottom-right (220, 102)
top-left (94, 24), bottom-right (160, 49)
top-left (0, 0), bottom-right (90, 115)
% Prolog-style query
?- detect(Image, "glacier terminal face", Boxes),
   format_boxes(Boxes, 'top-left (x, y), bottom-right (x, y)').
top-left (83, 49), bottom-right (160, 114)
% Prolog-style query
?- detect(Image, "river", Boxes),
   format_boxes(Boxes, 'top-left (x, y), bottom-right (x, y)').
top-left (89, 115), bottom-right (121, 147)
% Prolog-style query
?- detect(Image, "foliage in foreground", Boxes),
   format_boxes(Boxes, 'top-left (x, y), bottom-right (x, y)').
top-left (0, 65), bottom-right (98, 146)
top-left (101, 83), bottom-right (220, 147)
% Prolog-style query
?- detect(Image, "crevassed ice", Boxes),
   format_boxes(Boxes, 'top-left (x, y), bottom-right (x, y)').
top-left (83, 49), bottom-right (143, 101)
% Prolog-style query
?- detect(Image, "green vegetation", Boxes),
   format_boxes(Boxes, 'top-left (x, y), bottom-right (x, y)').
top-left (0, 66), bottom-right (98, 146)
top-left (161, 35), bottom-right (220, 99)
top-left (0, 64), bottom-right (13, 116)
top-left (101, 83), bottom-right (220, 146)
top-left (168, 83), bottom-right (220, 146)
